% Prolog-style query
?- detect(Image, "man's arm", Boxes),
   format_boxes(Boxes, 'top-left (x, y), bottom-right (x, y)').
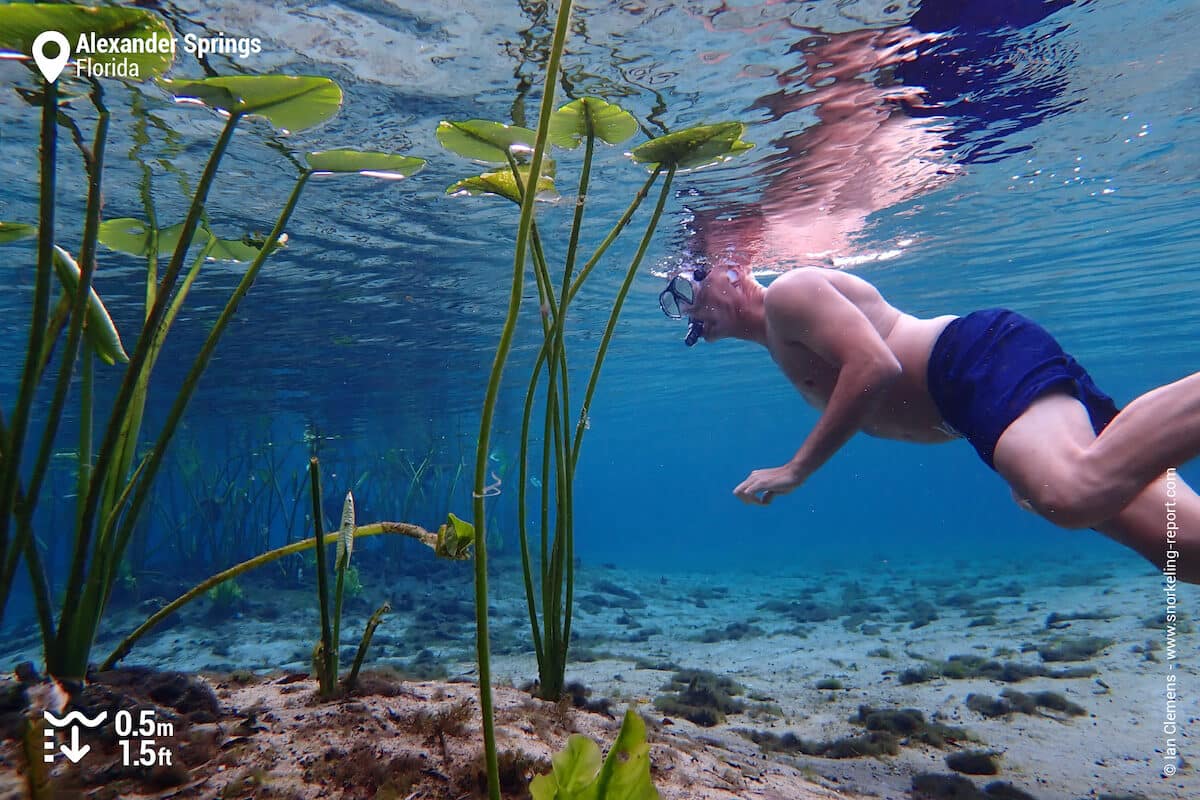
top-left (734, 271), bottom-right (901, 504)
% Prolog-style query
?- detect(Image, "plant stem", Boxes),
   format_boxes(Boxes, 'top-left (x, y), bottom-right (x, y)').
top-left (345, 602), bottom-right (389, 689)
top-left (57, 113), bottom-right (242, 667)
top-left (571, 166), bottom-right (675, 466)
top-left (309, 457), bottom-right (335, 695)
top-left (471, 0), bottom-right (574, 793)
top-left (83, 175), bottom-right (309, 663)
top-left (0, 79), bottom-right (58, 620)
top-left (567, 167), bottom-right (661, 304)
top-left (100, 521), bottom-right (441, 670)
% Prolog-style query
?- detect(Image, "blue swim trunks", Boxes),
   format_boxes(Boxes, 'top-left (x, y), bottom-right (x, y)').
top-left (926, 309), bottom-right (1120, 470)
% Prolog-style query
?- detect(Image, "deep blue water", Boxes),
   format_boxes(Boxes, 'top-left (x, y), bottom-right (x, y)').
top-left (1, 0), bottom-right (1198, 621)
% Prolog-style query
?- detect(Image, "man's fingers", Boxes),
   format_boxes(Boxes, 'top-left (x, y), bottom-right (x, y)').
top-left (734, 480), bottom-right (769, 506)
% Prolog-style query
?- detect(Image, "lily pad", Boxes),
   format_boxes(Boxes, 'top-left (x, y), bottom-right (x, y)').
top-left (437, 119), bottom-right (537, 163)
top-left (164, 75), bottom-right (343, 132)
top-left (447, 167), bottom-right (558, 204)
top-left (51, 246), bottom-right (128, 365)
top-left (98, 218), bottom-right (201, 257)
top-left (549, 97), bottom-right (639, 148)
top-left (0, 221), bottom-right (36, 243)
top-left (306, 149), bottom-right (426, 179)
top-left (0, 3), bottom-right (175, 81)
top-left (630, 122), bottom-right (753, 171)
top-left (99, 218), bottom-right (275, 262)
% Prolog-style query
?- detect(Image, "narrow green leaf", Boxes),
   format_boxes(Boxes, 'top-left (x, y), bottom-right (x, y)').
top-left (164, 75), bottom-right (343, 132)
top-left (306, 149), bottom-right (425, 179)
top-left (437, 120), bottom-right (537, 163)
top-left (0, 221), bottom-right (36, 243)
top-left (630, 122), bottom-right (754, 171)
top-left (447, 168), bottom-right (558, 204)
top-left (549, 97), bottom-right (639, 148)
top-left (0, 3), bottom-right (175, 81)
top-left (51, 246), bottom-right (128, 365)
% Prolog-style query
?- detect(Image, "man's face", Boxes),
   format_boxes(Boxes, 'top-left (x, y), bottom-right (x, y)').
top-left (683, 268), bottom-right (742, 342)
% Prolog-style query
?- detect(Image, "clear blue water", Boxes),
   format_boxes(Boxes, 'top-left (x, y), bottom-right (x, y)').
top-left (1, 0), bottom-right (1197, 623)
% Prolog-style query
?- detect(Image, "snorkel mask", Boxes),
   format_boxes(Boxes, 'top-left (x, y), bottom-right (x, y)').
top-left (658, 266), bottom-right (708, 346)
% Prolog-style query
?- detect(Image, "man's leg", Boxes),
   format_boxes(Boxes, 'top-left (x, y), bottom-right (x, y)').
top-left (1095, 472), bottom-right (1200, 584)
top-left (994, 391), bottom-right (1200, 583)
top-left (994, 375), bottom-right (1200, 528)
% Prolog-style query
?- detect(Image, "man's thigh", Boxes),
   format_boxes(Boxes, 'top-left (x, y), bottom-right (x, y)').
top-left (992, 392), bottom-right (1097, 519)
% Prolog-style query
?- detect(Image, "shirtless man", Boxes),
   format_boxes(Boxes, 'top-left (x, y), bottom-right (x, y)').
top-left (659, 265), bottom-right (1200, 583)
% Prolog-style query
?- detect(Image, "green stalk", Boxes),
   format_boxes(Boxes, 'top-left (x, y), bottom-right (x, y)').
top-left (58, 113), bottom-right (242, 661)
top-left (100, 521), bottom-right (440, 670)
top-left (34, 294), bottom-right (72, 381)
top-left (345, 602), bottom-right (389, 689)
top-left (571, 166), bottom-right (676, 466)
top-left (4, 82), bottom-right (107, 640)
top-left (471, 0), bottom-right (574, 793)
top-left (515, 343), bottom-right (549, 677)
top-left (332, 552), bottom-right (347, 674)
top-left (0, 79), bottom-right (58, 613)
top-left (56, 171), bottom-right (299, 678)
top-left (77, 347), bottom-right (94, 532)
top-left (93, 175), bottom-right (309, 641)
top-left (309, 457), bottom-right (335, 696)
top-left (24, 82), bottom-right (109, 519)
top-left (567, 167), bottom-right (661, 304)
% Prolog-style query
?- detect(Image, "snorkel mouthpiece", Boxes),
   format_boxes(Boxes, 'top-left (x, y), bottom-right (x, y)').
top-left (685, 319), bottom-right (704, 346)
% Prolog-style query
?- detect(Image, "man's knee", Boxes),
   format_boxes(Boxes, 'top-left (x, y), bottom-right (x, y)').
top-left (1022, 468), bottom-right (1111, 529)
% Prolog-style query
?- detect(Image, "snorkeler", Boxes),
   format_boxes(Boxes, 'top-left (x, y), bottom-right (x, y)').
top-left (659, 264), bottom-right (1200, 583)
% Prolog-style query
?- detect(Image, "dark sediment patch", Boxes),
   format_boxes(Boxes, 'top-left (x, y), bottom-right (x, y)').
top-left (1036, 635), bottom-right (1113, 662)
top-left (899, 654), bottom-right (1096, 685)
top-left (694, 621), bottom-right (764, 643)
top-left (653, 669), bottom-right (745, 727)
top-left (966, 688), bottom-right (1086, 719)
top-left (946, 750), bottom-right (1001, 775)
top-left (912, 773), bottom-right (1039, 800)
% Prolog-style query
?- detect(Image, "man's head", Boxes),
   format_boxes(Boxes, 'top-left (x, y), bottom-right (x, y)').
top-left (659, 261), bottom-right (764, 345)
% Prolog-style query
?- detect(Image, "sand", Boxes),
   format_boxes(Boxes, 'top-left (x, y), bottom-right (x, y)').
top-left (1, 547), bottom-right (1195, 799)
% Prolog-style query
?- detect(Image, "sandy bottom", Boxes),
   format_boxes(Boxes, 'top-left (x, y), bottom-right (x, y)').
top-left (1, 546), bottom-right (1196, 799)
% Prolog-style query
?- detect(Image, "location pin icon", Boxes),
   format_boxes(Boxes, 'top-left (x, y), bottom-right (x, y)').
top-left (32, 31), bottom-right (70, 83)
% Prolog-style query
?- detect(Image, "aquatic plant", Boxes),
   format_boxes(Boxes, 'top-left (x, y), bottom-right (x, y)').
top-left (308, 457), bottom-right (394, 697)
top-left (99, 503), bottom-right (473, 670)
top-left (437, 3), bottom-right (751, 790)
top-left (0, 2), bottom-right (424, 680)
top-left (530, 708), bottom-right (659, 800)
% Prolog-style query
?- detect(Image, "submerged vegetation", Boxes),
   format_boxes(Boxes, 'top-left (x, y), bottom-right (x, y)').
top-left (0, 2), bottom-right (747, 798)
top-left (0, 3), bottom-right (426, 683)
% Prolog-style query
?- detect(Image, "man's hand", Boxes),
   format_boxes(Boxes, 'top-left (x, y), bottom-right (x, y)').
top-left (734, 464), bottom-right (804, 506)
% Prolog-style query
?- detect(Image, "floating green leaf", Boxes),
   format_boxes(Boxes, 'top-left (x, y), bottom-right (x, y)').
top-left (447, 167), bottom-right (558, 204)
top-left (51, 246), bottom-right (128, 365)
top-left (0, 3), bottom-right (175, 81)
top-left (164, 75), bottom-right (343, 132)
top-left (204, 235), bottom-right (272, 263)
top-left (98, 218), bottom-right (198, 257)
top-left (437, 119), bottom-right (537, 163)
top-left (548, 97), bottom-right (639, 148)
top-left (435, 513), bottom-right (475, 560)
top-left (99, 218), bottom-right (275, 263)
top-left (530, 709), bottom-right (659, 800)
top-left (0, 221), bottom-right (36, 243)
top-left (306, 149), bottom-right (426, 179)
top-left (629, 122), bottom-right (753, 171)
